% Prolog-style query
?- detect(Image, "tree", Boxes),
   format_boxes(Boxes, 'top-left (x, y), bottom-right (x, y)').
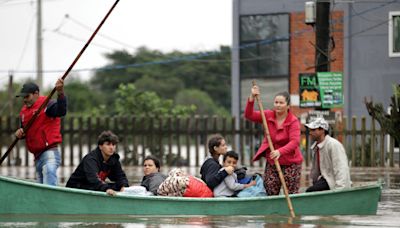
top-left (90, 46), bottom-right (231, 114)
top-left (174, 89), bottom-right (230, 117)
top-left (365, 84), bottom-right (400, 145)
top-left (114, 83), bottom-right (196, 117)
top-left (135, 75), bottom-right (184, 99)
top-left (63, 79), bottom-right (105, 115)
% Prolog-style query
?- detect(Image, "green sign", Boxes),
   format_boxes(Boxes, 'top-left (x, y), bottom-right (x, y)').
top-left (299, 73), bottom-right (321, 108)
top-left (318, 72), bottom-right (343, 109)
top-left (299, 72), bottom-right (343, 108)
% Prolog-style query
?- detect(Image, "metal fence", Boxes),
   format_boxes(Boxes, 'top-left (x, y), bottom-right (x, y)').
top-left (0, 115), bottom-right (398, 168)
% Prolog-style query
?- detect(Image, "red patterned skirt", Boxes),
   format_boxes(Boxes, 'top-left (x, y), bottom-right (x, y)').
top-left (263, 162), bottom-right (302, 195)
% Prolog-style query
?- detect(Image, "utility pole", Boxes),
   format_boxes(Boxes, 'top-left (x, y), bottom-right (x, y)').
top-left (36, 0), bottom-right (43, 89)
top-left (315, 0), bottom-right (331, 72)
top-left (8, 73), bottom-right (14, 116)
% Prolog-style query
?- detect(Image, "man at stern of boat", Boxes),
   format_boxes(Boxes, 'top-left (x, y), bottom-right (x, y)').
top-left (66, 131), bottom-right (129, 196)
top-left (15, 80), bottom-right (67, 186)
top-left (305, 118), bottom-right (351, 192)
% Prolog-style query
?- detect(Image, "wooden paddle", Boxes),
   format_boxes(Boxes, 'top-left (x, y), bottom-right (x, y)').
top-left (251, 80), bottom-right (296, 218)
top-left (0, 0), bottom-right (120, 165)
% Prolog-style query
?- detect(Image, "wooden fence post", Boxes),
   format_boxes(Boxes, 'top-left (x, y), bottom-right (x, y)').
top-left (371, 117), bottom-right (376, 167)
top-left (87, 116), bottom-right (92, 154)
top-left (158, 117), bottom-right (164, 165)
top-left (69, 117), bottom-right (74, 166)
top-left (186, 117), bottom-right (191, 165)
top-left (131, 116), bottom-right (138, 165)
top-left (195, 116), bottom-right (200, 166)
top-left (389, 136), bottom-right (394, 167)
top-left (78, 116), bottom-right (83, 161)
top-left (60, 118), bottom-right (65, 167)
top-left (231, 117), bottom-right (237, 152)
top-left (342, 116), bottom-right (348, 159)
top-left (380, 130), bottom-right (385, 167)
top-left (361, 116), bottom-right (366, 166)
top-left (167, 116), bottom-right (172, 163)
top-left (203, 116), bottom-right (208, 159)
top-left (351, 116), bottom-right (356, 165)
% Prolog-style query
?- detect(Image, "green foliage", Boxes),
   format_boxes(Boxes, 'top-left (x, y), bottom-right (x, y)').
top-left (1, 46), bottom-right (232, 118)
top-left (0, 81), bottom-right (23, 116)
top-left (365, 84), bottom-right (400, 146)
top-left (174, 89), bottom-right (230, 117)
top-left (135, 75), bottom-right (184, 99)
top-left (63, 79), bottom-right (105, 116)
top-left (90, 46), bottom-right (231, 114)
top-left (353, 137), bottom-right (373, 167)
top-left (114, 83), bottom-right (196, 117)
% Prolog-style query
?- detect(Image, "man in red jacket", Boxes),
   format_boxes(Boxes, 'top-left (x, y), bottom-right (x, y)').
top-left (15, 79), bottom-right (67, 186)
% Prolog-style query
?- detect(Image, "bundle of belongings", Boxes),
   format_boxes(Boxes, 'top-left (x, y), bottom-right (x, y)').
top-left (234, 166), bottom-right (267, 197)
top-left (157, 168), bottom-right (213, 197)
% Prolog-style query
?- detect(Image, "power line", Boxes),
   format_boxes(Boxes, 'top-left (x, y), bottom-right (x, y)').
top-left (1, 0), bottom-right (396, 75)
top-left (49, 29), bottom-right (116, 50)
top-left (15, 11), bottom-right (36, 70)
top-left (65, 14), bottom-right (139, 50)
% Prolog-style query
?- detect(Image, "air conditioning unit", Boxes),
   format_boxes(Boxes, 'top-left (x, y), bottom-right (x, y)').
top-left (305, 1), bottom-right (316, 25)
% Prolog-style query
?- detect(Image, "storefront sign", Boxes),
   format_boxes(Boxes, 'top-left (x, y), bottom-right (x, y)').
top-left (299, 72), bottom-right (343, 108)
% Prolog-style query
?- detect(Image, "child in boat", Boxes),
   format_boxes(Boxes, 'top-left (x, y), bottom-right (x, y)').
top-left (213, 151), bottom-right (256, 197)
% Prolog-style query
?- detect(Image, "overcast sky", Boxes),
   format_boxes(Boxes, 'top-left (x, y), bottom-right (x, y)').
top-left (0, 0), bottom-right (232, 89)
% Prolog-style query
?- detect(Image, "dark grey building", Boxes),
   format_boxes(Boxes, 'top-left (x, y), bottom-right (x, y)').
top-left (231, 0), bottom-right (400, 122)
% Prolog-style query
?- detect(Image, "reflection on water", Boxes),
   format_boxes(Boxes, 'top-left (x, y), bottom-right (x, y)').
top-left (1, 211), bottom-right (400, 227)
top-left (0, 166), bottom-right (399, 227)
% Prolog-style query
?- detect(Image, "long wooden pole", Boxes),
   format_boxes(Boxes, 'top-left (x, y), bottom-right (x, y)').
top-left (0, 0), bottom-right (120, 165)
top-left (252, 81), bottom-right (296, 218)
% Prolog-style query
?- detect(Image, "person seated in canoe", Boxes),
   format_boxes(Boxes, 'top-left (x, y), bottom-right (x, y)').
top-left (200, 134), bottom-right (234, 191)
top-left (66, 130), bottom-right (129, 196)
top-left (305, 118), bottom-right (351, 192)
top-left (213, 151), bottom-right (256, 197)
top-left (140, 155), bottom-right (167, 195)
top-left (157, 168), bottom-right (213, 197)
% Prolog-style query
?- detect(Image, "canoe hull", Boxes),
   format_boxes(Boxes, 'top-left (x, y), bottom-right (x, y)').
top-left (0, 176), bottom-right (381, 216)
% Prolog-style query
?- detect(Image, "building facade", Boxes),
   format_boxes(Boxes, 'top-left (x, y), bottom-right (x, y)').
top-left (231, 0), bottom-right (400, 124)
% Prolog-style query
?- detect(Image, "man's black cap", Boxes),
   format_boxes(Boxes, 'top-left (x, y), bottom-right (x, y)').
top-left (16, 82), bottom-right (39, 97)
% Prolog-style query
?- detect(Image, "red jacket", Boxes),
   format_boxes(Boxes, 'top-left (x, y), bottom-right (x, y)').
top-left (20, 96), bottom-right (62, 159)
top-left (244, 99), bottom-right (303, 165)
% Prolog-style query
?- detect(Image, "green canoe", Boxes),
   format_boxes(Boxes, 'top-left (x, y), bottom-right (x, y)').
top-left (0, 175), bottom-right (381, 216)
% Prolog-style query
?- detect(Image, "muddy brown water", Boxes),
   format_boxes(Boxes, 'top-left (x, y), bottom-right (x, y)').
top-left (0, 166), bottom-right (399, 227)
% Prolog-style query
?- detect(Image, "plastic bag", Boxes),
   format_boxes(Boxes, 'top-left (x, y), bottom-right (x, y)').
top-left (237, 174), bottom-right (267, 197)
top-left (118, 186), bottom-right (154, 196)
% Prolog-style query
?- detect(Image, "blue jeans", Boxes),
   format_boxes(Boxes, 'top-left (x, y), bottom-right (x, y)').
top-left (35, 148), bottom-right (61, 186)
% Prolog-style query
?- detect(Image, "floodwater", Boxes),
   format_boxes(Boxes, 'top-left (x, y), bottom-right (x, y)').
top-left (0, 166), bottom-right (399, 227)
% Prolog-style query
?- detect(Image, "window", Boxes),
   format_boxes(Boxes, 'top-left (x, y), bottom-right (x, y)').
top-left (389, 11), bottom-right (400, 57)
top-left (240, 78), bottom-right (289, 112)
top-left (239, 14), bottom-right (289, 77)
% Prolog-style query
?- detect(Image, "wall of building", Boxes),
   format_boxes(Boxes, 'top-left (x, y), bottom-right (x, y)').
top-left (232, 0), bottom-right (400, 126)
top-left (343, 2), bottom-right (400, 121)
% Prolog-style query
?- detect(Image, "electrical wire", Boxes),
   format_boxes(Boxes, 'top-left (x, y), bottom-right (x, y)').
top-left (0, 0), bottom-right (397, 75)
top-left (15, 11), bottom-right (35, 71)
top-left (49, 29), bottom-right (115, 50)
top-left (65, 14), bottom-right (138, 50)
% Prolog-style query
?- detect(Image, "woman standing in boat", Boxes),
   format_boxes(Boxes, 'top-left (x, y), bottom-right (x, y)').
top-left (245, 85), bottom-right (303, 195)
top-left (141, 155), bottom-right (167, 195)
top-left (200, 134), bottom-right (234, 190)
